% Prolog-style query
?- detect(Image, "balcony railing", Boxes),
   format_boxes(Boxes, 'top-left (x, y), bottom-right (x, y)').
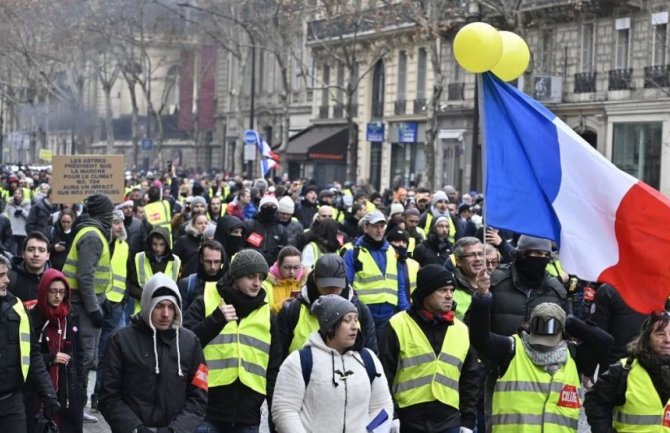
top-left (448, 82), bottom-right (465, 100)
top-left (608, 68), bottom-right (633, 91)
top-left (574, 72), bottom-right (596, 93)
top-left (318, 105), bottom-right (329, 119)
top-left (333, 105), bottom-right (344, 118)
top-left (394, 99), bottom-right (406, 115)
top-left (413, 98), bottom-right (427, 114)
top-left (644, 65), bottom-right (670, 88)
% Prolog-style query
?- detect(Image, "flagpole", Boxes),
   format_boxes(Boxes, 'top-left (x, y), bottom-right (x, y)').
top-left (477, 73), bottom-right (488, 272)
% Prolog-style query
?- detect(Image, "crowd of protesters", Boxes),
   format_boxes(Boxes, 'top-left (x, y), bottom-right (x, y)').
top-left (0, 164), bottom-right (666, 433)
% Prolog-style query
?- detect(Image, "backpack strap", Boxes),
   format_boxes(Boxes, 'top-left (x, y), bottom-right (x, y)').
top-left (359, 348), bottom-right (380, 384)
top-left (299, 345), bottom-right (313, 387)
top-left (186, 273), bottom-right (198, 305)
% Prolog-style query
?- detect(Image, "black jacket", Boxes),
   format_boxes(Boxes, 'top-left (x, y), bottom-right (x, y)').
top-left (0, 293), bottom-right (55, 398)
top-left (487, 263), bottom-right (568, 336)
top-left (48, 225), bottom-right (75, 271)
top-left (183, 280), bottom-right (282, 428)
top-left (127, 226), bottom-right (177, 301)
top-left (378, 307), bottom-right (479, 433)
top-left (584, 361), bottom-right (633, 433)
top-left (589, 284), bottom-right (646, 372)
top-left (99, 317), bottom-right (206, 433)
top-left (0, 214), bottom-right (12, 252)
top-left (277, 280), bottom-right (378, 359)
top-left (26, 197), bottom-right (54, 238)
top-left (294, 199), bottom-right (317, 229)
top-left (243, 217), bottom-right (287, 266)
top-left (26, 310), bottom-right (85, 433)
top-left (469, 292), bottom-right (613, 378)
top-left (173, 227), bottom-right (203, 278)
top-left (339, 213), bottom-right (360, 239)
top-left (412, 236), bottom-right (451, 267)
top-left (8, 257), bottom-right (50, 305)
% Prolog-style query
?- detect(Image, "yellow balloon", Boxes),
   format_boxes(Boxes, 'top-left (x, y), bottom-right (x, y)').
top-left (453, 22), bottom-right (503, 73)
top-left (490, 31), bottom-right (531, 81)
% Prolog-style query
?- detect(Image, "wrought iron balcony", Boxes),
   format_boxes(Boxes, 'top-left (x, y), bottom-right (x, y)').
top-left (413, 98), bottom-right (427, 114)
top-left (448, 82), bottom-right (465, 101)
top-left (333, 105), bottom-right (344, 118)
top-left (574, 72), bottom-right (596, 93)
top-left (318, 105), bottom-right (329, 119)
top-left (394, 99), bottom-right (406, 115)
top-left (644, 65), bottom-right (670, 89)
top-left (608, 69), bottom-right (633, 91)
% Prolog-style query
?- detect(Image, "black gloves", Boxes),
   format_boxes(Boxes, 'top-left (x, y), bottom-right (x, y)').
top-left (14, 209), bottom-right (22, 217)
top-left (44, 398), bottom-right (60, 419)
top-left (90, 309), bottom-right (104, 329)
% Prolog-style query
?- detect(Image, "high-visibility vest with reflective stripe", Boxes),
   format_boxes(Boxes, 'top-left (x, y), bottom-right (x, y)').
top-left (492, 334), bottom-right (580, 433)
top-left (106, 240), bottom-right (129, 303)
top-left (407, 228), bottom-right (426, 256)
top-left (422, 213), bottom-right (456, 245)
top-left (307, 242), bottom-right (322, 264)
top-left (353, 247), bottom-right (398, 306)
top-left (339, 242), bottom-right (353, 256)
top-left (202, 284), bottom-right (271, 395)
top-left (390, 311), bottom-right (469, 408)
top-left (12, 301), bottom-right (31, 381)
top-left (406, 258), bottom-right (419, 294)
top-left (145, 200), bottom-right (172, 244)
top-left (133, 252), bottom-right (181, 314)
top-left (288, 303), bottom-right (320, 353)
top-left (63, 227), bottom-right (111, 295)
top-left (613, 358), bottom-right (670, 433)
top-left (453, 288), bottom-right (473, 321)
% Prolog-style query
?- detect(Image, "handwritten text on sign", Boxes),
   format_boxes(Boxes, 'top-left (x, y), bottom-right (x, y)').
top-left (51, 155), bottom-right (125, 204)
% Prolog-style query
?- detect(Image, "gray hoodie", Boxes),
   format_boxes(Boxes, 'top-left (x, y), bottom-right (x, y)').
top-left (140, 273), bottom-right (184, 376)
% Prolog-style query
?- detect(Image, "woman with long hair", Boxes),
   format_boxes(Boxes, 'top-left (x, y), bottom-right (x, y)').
top-left (49, 209), bottom-right (76, 271)
top-left (301, 219), bottom-right (342, 268)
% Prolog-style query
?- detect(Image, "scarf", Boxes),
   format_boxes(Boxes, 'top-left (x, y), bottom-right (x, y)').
top-left (37, 300), bottom-right (70, 391)
top-left (637, 352), bottom-right (670, 403)
top-left (362, 234), bottom-right (385, 250)
top-left (220, 278), bottom-right (267, 319)
top-left (520, 332), bottom-right (568, 375)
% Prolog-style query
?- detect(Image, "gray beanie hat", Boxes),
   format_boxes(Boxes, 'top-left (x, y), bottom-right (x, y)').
top-left (311, 294), bottom-right (358, 334)
top-left (517, 235), bottom-right (552, 253)
top-left (230, 249), bottom-right (269, 280)
top-left (191, 196), bottom-right (207, 207)
top-left (112, 209), bottom-right (124, 222)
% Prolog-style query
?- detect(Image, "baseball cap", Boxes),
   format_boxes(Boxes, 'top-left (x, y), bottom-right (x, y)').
top-left (313, 254), bottom-right (347, 289)
top-left (527, 303), bottom-right (566, 347)
top-left (366, 210), bottom-right (387, 225)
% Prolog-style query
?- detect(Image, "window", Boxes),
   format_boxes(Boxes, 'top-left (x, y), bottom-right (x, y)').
top-left (337, 62), bottom-right (345, 105)
top-left (371, 59), bottom-right (385, 118)
top-left (266, 51), bottom-right (275, 94)
top-left (615, 18), bottom-right (631, 69)
top-left (417, 48), bottom-right (427, 99)
top-left (652, 12), bottom-right (668, 66)
top-left (539, 30), bottom-right (553, 73)
top-left (321, 64), bottom-right (330, 107)
top-left (612, 122), bottom-right (662, 188)
top-left (581, 23), bottom-right (595, 72)
top-left (397, 50), bottom-right (407, 100)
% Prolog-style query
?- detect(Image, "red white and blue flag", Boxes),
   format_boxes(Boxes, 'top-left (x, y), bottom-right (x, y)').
top-left (482, 72), bottom-right (670, 313)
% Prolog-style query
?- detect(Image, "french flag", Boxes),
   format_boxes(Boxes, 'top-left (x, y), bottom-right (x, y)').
top-left (482, 72), bottom-right (670, 313)
top-left (260, 158), bottom-right (280, 177)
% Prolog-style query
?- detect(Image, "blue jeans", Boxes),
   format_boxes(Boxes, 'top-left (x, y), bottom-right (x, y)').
top-left (122, 298), bottom-right (136, 326)
top-left (195, 420), bottom-right (259, 433)
top-left (92, 301), bottom-right (124, 399)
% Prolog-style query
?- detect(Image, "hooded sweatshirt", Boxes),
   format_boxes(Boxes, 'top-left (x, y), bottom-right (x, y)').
top-left (214, 215), bottom-right (245, 260)
top-left (128, 226), bottom-right (177, 301)
top-left (99, 273), bottom-right (207, 433)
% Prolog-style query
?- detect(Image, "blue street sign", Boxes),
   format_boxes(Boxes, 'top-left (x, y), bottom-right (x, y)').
top-left (141, 138), bottom-right (154, 151)
top-left (244, 130), bottom-right (258, 145)
top-left (398, 122), bottom-right (418, 143)
top-left (366, 122), bottom-right (384, 142)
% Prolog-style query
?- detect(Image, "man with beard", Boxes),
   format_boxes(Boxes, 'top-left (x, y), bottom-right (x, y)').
top-left (385, 228), bottom-right (418, 313)
top-left (488, 235), bottom-right (567, 336)
top-left (412, 215), bottom-right (452, 267)
top-left (243, 196), bottom-right (287, 266)
top-left (8, 232), bottom-right (51, 308)
top-left (177, 240), bottom-right (228, 312)
top-left (418, 190), bottom-right (457, 245)
top-left (294, 185), bottom-right (318, 228)
top-left (117, 200), bottom-right (145, 258)
top-left (402, 208), bottom-right (424, 256)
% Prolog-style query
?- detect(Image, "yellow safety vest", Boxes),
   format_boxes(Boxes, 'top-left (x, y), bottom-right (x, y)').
top-left (12, 301), bottom-right (31, 381)
top-left (389, 311), bottom-right (469, 408)
top-left (339, 242), bottom-right (353, 257)
top-left (22, 187), bottom-right (33, 201)
top-left (288, 304), bottom-right (320, 354)
top-left (613, 358), bottom-right (670, 433)
top-left (353, 247), bottom-right (398, 306)
top-left (202, 284), bottom-right (271, 395)
top-left (106, 240), bottom-right (129, 303)
top-left (422, 213), bottom-right (456, 245)
top-left (133, 252), bottom-right (181, 314)
top-left (453, 287), bottom-right (473, 321)
top-left (406, 258), bottom-right (419, 294)
top-left (547, 260), bottom-right (566, 278)
top-left (307, 242), bottom-right (322, 265)
top-left (492, 334), bottom-right (580, 433)
top-left (145, 200), bottom-right (172, 244)
top-left (63, 227), bottom-right (111, 296)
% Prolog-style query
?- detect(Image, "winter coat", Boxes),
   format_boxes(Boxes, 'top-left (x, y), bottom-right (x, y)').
top-left (294, 199), bottom-right (318, 229)
top-left (127, 226), bottom-right (177, 302)
top-left (0, 214), bottom-right (13, 253)
top-left (99, 274), bottom-right (207, 433)
top-left (488, 263), bottom-right (568, 336)
top-left (172, 224), bottom-right (203, 278)
top-left (263, 262), bottom-right (308, 315)
top-left (8, 256), bottom-right (51, 306)
top-left (412, 236), bottom-right (450, 267)
top-left (49, 225), bottom-right (75, 271)
top-left (378, 307), bottom-right (480, 433)
top-left (272, 332), bottom-right (393, 433)
top-left (278, 218), bottom-right (304, 246)
top-left (243, 217), bottom-right (288, 266)
top-left (278, 281), bottom-right (378, 359)
top-left (124, 216), bottom-right (146, 258)
top-left (339, 213), bottom-right (360, 239)
top-left (5, 198), bottom-right (30, 237)
top-left (26, 197), bottom-right (54, 238)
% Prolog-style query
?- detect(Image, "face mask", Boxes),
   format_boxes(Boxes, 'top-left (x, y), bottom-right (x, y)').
top-left (226, 235), bottom-right (243, 254)
top-left (394, 246), bottom-right (408, 261)
top-left (257, 207), bottom-right (277, 222)
top-left (516, 256), bottom-right (550, 287)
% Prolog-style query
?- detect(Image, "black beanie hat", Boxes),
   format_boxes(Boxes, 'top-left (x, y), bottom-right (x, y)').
top-left (386, 228), bottom-right (409, 243)
top-left (412, 264), bottom-right (456, 305)
top-left (85, 194), bottom-right (114, 217)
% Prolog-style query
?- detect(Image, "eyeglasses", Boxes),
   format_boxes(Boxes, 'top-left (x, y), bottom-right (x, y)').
top-left (461, 252), bottom-right (484, 259)
top-left (281, 265), bottom-right (303, 271)
top-left (48, 289), bottom-right (66, 296)
top-left (486, 260), bottom-right (500, 268)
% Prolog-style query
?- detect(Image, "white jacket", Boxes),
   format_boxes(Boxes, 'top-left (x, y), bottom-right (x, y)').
top-left (272, 332), bottom-right (393, 433)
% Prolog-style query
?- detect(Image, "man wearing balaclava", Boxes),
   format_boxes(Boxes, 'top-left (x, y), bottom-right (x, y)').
top-left (62, 193), bottom-right (115, 417)
top-left (483, 235), bottom-right (568, 337)
top-left (469, 271), bottom-right (613, 433)
top-left (99, 273), bottom-right (206, 433)
top-left (242, 195), bottom-right (288, 266)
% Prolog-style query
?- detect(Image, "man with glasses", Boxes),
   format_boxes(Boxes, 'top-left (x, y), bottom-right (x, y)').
top-left (449, 237), bottom-right (485, 320)
top-left (177, 240), bottom-right (227, 312)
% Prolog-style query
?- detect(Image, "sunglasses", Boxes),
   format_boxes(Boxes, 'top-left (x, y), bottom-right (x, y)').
top-left (530, 316), bottom-right (563, 335)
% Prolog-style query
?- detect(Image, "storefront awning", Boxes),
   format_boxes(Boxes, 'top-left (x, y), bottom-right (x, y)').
top-left (285, 125), bottom-right (348, 161)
